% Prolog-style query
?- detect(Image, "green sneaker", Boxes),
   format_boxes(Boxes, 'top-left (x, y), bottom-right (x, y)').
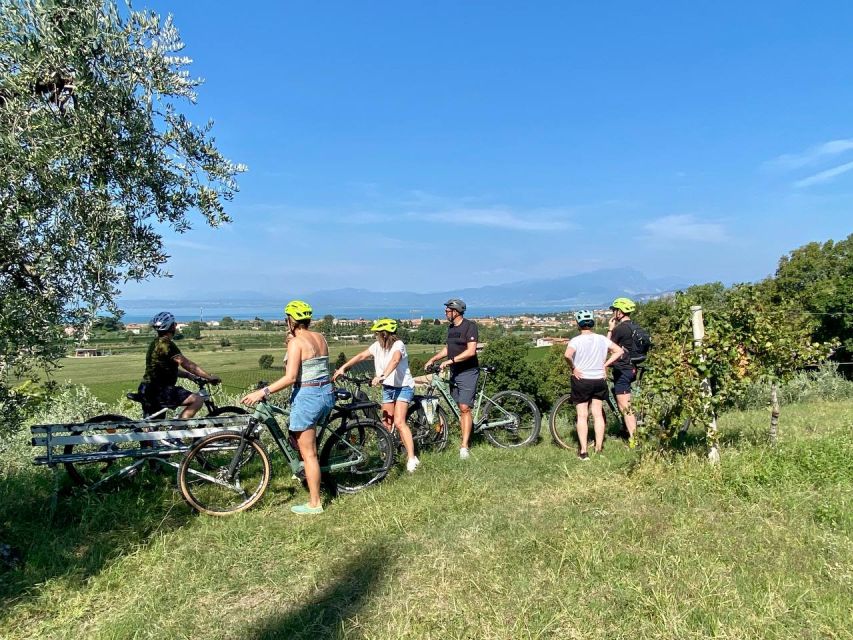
top-left (291, 502), bottom-right (324, 515)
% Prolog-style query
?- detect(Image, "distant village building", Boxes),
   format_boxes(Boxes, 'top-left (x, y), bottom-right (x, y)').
top-left (535, 337), bottom-right (569, 348)
top-left (125, 323), bottom-right (145, 334)
top-left (74, 348), bottom-right (106, 357)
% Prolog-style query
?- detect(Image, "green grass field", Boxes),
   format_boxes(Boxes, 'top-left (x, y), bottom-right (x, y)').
top-left (39, 343), bottom-right (446, 404)
top-left (1, 399), bottom-right (850, 638)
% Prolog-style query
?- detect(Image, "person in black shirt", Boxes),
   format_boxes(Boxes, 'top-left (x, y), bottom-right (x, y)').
top-left (424, 298), bottom-right (479, 459)
top-left (607, 297), bottom-right (638, 439)
top-left (142, 312), bottom-right (220, 418)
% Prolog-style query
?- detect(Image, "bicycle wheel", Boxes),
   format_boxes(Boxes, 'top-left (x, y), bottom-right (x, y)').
top-left (548, 394), bottom-right (578, 450)
top-left (319, 419), bottom-right (394, 494)
top-left (178, 432), bottom-right (271, 516)
top-left (481, 390), bottom-right (541, 448)
top-left (63, 414), bottom-right (137, 487)
top-left (406, 401), bottom-right (449, 454)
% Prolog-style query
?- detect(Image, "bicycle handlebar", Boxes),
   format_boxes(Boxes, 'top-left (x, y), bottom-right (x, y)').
top-left (339, 373), bottom-right (372, 386)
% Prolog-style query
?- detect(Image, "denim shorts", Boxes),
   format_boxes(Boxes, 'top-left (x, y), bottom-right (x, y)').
top-left (381, 385), bottom-right (415, 404)
top-left (450, 368), bottom-right (480, 407)
top-left (289, 380), bottom-right (335, 431)
top-left (612, 367), bottom-right (636, 395)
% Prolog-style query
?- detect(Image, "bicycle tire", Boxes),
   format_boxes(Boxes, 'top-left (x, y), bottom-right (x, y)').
top-left (178, 431), bottom-right (271, 516)
top-left (319, 419), bottom-right (394, 494)
top-left (481, 390), bottom-right (541, 448)
top-left (63, 414), bottom-right (135, 487)
top-left (406, 402), bottom-right (449, 454)
top-left (548, 394), bottom-right (577, 450)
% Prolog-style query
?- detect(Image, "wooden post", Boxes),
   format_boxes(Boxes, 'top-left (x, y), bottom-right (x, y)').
top-left (690, 305), bottom-right (720, 464)
top-left (769, 383), bottom-right (780, 446)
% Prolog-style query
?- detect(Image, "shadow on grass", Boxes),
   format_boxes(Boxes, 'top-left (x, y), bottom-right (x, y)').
top-left (0, 463), bottom-right (194, 615)
top-left (250, 542), bottom-right (393, 640)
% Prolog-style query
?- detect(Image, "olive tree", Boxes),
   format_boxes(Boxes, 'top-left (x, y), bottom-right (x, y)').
top-left (0, 0), bottom-right (245, 432)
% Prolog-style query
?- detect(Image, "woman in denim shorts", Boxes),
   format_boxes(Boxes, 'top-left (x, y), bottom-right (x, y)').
top-left (333, 318), bottom-right (420, 473)
top-left (242, 300), bottom-right (334, 515)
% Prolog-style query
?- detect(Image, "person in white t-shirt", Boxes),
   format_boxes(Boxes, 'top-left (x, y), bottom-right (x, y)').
top-left (332, 318), bottom-right (420, 472)
top-left (564, 310), bottom-right (624, 460)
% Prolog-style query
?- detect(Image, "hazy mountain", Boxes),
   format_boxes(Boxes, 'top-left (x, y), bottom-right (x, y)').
top-left (121, 268), bottom-right (689, 313)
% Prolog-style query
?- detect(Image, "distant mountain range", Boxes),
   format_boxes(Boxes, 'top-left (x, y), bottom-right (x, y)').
top-left (120, 268), bottom-right (690, 316)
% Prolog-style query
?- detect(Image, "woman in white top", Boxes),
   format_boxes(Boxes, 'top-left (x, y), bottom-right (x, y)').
top-left (332, 318), bottom-right (420, 472)
top-left (564, 310), bottom-right (623, 460)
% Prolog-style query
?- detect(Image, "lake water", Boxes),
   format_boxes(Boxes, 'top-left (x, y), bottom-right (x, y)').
top-left (118, 302), bottom-right (579, 323)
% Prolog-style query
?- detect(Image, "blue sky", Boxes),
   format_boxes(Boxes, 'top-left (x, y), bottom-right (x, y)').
top-left (123, 0), bottom-right (853, 299)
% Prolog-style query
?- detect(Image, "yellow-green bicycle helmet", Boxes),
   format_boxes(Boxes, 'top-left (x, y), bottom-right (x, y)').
top-left (284, 300), bottom-right (313, 321)
top-left (371, 318), bottom-right (398, 333)
top-left (610, 297), bottom-right (636, 314)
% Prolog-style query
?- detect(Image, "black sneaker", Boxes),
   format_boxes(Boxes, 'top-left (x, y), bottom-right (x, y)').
top-left (578, 452), bottom-right (590, 461)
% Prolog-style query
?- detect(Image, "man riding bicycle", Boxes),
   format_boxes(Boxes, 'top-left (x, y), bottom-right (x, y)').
top-left (140, 312), bottom-right (221, 419)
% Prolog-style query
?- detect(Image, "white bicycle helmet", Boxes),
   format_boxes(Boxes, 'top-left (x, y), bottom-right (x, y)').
top-left (150, 311), bottom-right (176, 331)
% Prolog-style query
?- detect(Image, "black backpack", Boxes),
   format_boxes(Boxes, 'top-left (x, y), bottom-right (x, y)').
top-left (627, 321), bottom-right (652, 363)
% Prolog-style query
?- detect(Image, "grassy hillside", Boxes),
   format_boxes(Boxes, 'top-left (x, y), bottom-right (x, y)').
top-left (38, 343), bottom-right (445, 404)
top-left (0, 400), bottom-right (850, 638)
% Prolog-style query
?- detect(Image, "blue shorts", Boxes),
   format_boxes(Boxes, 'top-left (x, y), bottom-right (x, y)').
top-left (381, 385), bottom-right (415, 404)
top-left (450, 368), bottom-right (480, 407)
top-left (612, 367), bottom-right (636, 395)
top-left (289, 380), bottom-right (335, 431)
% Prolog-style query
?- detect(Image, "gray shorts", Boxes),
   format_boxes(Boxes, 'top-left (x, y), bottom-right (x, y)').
top-left (450, 368), bottom-right (480, 407)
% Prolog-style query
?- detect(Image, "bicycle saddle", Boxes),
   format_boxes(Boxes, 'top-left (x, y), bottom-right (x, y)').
top-left (481, 365), bottom-right (497, 373)
top-left (126, 392), bottom-right (146, 403)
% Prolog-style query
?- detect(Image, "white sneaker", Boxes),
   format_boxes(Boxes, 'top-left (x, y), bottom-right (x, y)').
top-left (406, 457), bottom-right (420, 473)
top-left (459, 447), bottom-right (470, 460)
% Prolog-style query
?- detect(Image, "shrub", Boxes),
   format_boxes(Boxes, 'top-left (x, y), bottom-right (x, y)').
top-left (733, 362), bottom-right (853, 410)
top-left (258, 354), bottom-right (274, 369)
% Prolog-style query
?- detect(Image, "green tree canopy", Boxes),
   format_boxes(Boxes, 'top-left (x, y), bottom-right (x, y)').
top-left (0, 0), bottom-right (244, 431)
top-left (771, 234), bottom-right (853, 360)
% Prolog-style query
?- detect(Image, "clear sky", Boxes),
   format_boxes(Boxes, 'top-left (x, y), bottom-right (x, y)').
top-left (122, 0), bottom-right (853, 299)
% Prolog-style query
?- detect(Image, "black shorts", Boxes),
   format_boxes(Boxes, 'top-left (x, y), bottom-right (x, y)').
top-left (612, 367), bottom-right (636, 395)
top-left (147, 384), bottom-right (194, 409)
top-left (571, 378), bottom-right (608, 405)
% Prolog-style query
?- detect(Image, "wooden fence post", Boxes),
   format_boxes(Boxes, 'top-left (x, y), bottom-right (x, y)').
top-left (690, 305), bottom-right (720, 464)
top-left (769, 383), bottom-right (780, 446)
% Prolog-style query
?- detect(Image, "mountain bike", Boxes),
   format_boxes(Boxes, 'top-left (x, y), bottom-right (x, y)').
top-left (549, 364), bottom-right (646, 450)
top-left (420, 363), bottom-right (540, 448)
top-left (177, 386), bottom-right (395, 516)
top-left (63, 377), bottom-right (246, 487)
top-left (337, 374), bottom-right (449, 455)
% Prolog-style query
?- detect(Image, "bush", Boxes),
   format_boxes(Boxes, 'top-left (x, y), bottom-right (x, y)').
top-left (258, 354), bottom-right (274, 369)
top-left (219, 338), bottom-right (231, 347)
top-left (733, 362), bottom-right (853, 410)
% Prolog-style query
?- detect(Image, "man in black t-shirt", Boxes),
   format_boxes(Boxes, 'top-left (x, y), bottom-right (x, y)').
top-left (424, 298), bottom-right (479, 459)
top-left (607, 297), bottom-right (638, 439)
top-left (142, 311), bottom-right (220, 418)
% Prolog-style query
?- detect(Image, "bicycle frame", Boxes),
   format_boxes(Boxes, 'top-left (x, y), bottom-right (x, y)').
top-left (421, 368), bottom-right (519, 433)
top-left (183, 397), bottom-right (377, 493)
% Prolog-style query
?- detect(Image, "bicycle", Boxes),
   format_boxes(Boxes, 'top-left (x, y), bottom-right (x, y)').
top-left (337, 373), bottom-right (449, 455)
top-left (419, 363), bottom-right (541, 448)
top-left (63, 377), bottom-right (246, 487)
top-left (178, 385), bottom-right (395, 516)
top-left (549, 363), bottom-right (646, 450)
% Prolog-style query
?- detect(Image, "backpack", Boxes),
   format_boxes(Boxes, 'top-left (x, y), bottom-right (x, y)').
top-left (627, 321), bottom-right (652, 363)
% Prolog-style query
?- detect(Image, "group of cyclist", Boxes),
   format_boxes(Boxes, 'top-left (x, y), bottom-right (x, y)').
top-left (140, 295), bottom-right (642, 513)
